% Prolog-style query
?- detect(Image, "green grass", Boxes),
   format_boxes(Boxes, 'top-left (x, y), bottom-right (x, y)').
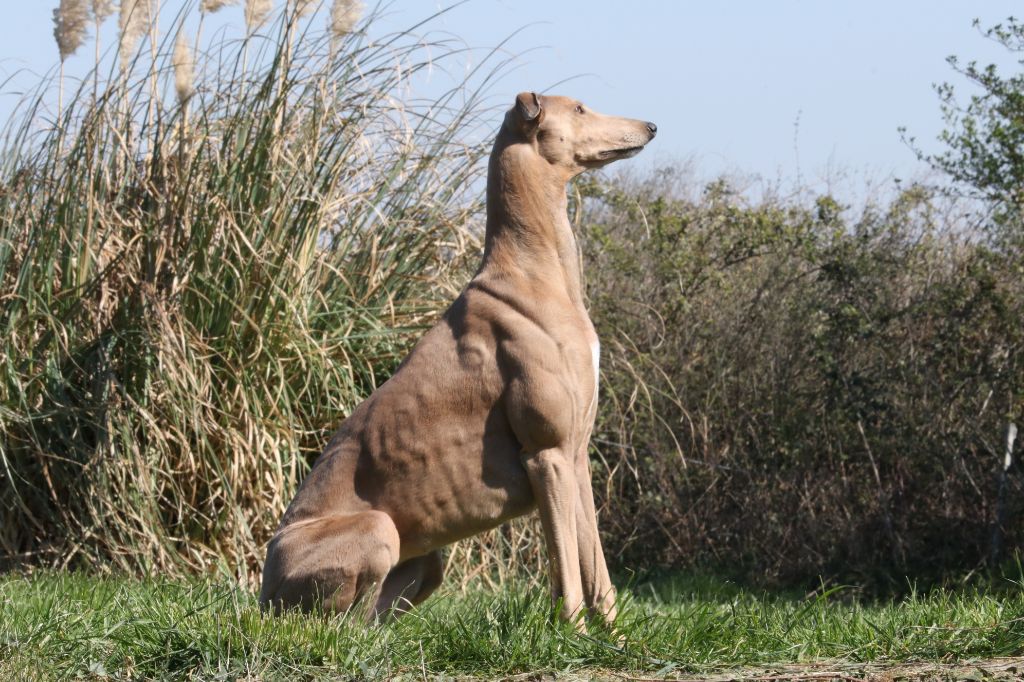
top-left (1, 571), bottom-right (1022, 679)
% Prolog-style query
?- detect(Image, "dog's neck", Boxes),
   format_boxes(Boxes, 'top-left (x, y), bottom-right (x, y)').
top-left (479, 133), bottom-right (584, 307)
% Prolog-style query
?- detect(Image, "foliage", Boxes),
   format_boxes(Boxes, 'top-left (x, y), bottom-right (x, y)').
top-left (3, 4), bottom-right (1024, 597)
top-left (581, 170), bottom-right (1024, 589)
top-left (906, 17), bottom-right (1024, 248)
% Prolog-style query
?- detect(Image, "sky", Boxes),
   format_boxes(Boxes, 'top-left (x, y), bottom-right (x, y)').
top-left (2, 1), bottom-right (1022, 194)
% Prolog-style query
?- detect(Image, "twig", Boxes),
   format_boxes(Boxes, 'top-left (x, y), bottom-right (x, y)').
top-left (857, 420), bottom-right (902, 568)
top-left (616, 674), bottom-right (862, 682)
top-left (991, 421), bottom-right (1018, 566)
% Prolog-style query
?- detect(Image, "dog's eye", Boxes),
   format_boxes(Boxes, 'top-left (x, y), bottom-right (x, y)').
top-left (574, 104), bottom-right (585, 114)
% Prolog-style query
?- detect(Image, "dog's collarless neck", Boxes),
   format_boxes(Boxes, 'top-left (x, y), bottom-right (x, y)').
top-left (480, 141), bottom-right (586, 307)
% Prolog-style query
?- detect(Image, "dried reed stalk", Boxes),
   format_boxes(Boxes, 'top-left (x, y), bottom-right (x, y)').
top-left (52, 0), bottom-right (90, 155)
top-left (147, 0), bottom-right (159, 131)
top-left (90, 1), bottom-right (116, 96)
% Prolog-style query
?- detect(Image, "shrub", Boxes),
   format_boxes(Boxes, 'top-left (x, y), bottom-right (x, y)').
top-left (582, 171), bottom-right (1024, 589)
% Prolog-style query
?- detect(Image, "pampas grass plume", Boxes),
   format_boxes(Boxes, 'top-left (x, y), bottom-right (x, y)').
top-left (202, 0), bottom-right (239, 12)
top-left (293, 0), bottom-right (316, 19)
top-left (53, 0), bottom-right (90, 62)
top-left (119, 0), bottom-right (152, 70)
top-left (91, 0), bottom-right (116, 23)
top-left (245, 0), bottom-right (273, 32)
top-left (173, 28), bottom-right (195, 104)
top-left (330, 0), bottom-right (361, 40)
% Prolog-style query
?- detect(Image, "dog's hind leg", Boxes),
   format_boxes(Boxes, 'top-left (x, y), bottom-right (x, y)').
top-left (372, 550), bottom-right (444, 619)
top-left (259, 510), bottom-right (400, 618)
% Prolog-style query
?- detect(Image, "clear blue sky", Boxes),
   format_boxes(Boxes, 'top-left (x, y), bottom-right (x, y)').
top-left (2, 1), bottom-right (1021, 190)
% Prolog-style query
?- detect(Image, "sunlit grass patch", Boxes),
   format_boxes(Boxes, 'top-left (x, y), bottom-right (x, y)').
top-left (2, 571), bottom-right (1021, 678)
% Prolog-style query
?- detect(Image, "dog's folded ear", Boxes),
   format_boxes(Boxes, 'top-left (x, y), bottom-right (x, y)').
top-left (513, 91), bottom-right (544, 132)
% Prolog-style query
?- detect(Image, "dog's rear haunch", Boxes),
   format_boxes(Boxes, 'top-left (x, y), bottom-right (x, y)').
top-left (260, 92), bottom-right (657, 625)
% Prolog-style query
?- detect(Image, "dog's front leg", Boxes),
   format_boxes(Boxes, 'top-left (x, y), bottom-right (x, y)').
top-left (574, 454), bottom-right (617, 624)
top-left (522, 447), bottom-right (585, 626)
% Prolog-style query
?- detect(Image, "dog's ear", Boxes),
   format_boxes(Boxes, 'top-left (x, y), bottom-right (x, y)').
top-left (513, 91), bottom-right (544, 132)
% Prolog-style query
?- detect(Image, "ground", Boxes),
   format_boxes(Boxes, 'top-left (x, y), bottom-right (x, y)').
top-left (510, 659), bottom-right (1023, 681)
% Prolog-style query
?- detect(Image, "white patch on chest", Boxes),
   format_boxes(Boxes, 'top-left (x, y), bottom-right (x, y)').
top-left (588, 339), bottom-right (600, 417)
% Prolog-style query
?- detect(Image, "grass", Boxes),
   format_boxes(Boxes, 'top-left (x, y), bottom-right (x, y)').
top-left (0, 2), bottom-right (510, 579)
top-left (1, 571), bottom-right (1022, 679)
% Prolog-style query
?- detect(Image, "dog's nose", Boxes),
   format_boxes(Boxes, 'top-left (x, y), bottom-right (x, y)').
top-left (646, 121), bottom-right (658, 136)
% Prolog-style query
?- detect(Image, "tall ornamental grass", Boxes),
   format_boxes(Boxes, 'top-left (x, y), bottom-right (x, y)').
top-left (0, 1), bottom-right (507, 582)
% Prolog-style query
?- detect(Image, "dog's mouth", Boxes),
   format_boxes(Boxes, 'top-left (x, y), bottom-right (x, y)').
top-left (598, 145), bottom-right (645, 160)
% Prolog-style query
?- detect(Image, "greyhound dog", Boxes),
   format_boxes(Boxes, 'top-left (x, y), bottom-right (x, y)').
top-left (260, 92), bottom-right (657, 624)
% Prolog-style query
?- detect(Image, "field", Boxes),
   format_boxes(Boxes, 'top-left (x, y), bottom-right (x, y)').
top-left (2, 572), bottom-right (1023, 680)
top-left (3, 2), bottom-right (1024, 680)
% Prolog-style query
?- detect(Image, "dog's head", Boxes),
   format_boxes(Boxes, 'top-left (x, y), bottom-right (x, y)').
top-left (503, 92), bottom-right (657, 177)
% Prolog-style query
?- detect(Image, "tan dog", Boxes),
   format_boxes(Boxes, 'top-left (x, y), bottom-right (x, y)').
top-left (259, 92), bottom-right (657, 624)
